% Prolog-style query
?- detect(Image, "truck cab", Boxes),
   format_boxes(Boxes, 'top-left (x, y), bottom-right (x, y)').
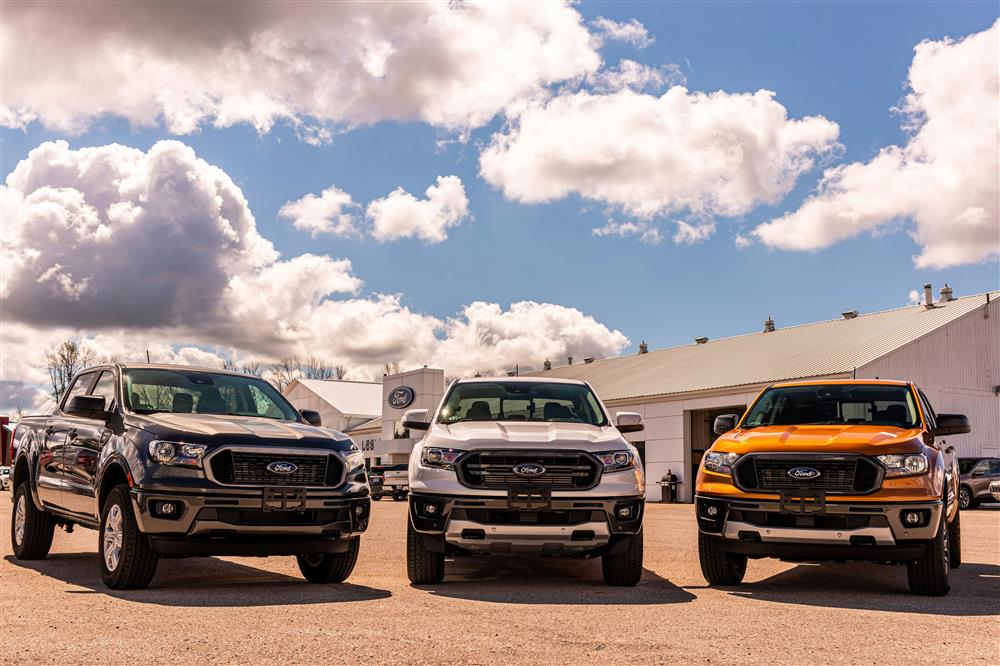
top-left (695, 380), bottom-right (969, 596)
top-left (403, 377), bottom-right (646, 586)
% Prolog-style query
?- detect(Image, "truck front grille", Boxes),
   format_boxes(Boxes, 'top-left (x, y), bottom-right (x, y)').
top-left (732, 454), bottom-right (882, 494)
top-left (209, 450), bottom-right (343, 487)
top-left (456, 451), bottom-right (601, 490)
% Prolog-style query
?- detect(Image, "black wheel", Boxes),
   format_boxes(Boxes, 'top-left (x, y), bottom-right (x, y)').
top-left (393, 492), bottom-right (406, 502)
top-left (100, 484), bottom-right (159, 590)
top-left (601, 531), bottom-right (643, 586)
top-left (406, 518), bottom-right (444, 584)
top-left (958, 486), bottom-right (978, 510)
top-left (947, 507), bottom-right (961, 569)
top-left (698, 532), bottom-right (747, 586)
top-left (11, 481), bottom-right (55, 560)
top-left (296, 538), bottom-right (360, 583)
top-left (371, 494), bottom-right (382, 501)
top-left (907, 506), bottom-right (951, 595)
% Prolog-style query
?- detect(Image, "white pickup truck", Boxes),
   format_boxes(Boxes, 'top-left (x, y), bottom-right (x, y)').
top-left (403, 377), bottom-right (646, 586)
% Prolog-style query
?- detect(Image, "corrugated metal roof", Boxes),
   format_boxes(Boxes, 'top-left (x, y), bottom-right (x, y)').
top-left (292, 379), bottom-right (382, 417)
top-left (534, 291), bottom-right (997, 402)
top-left (345, 416), bottom-right (382, 433)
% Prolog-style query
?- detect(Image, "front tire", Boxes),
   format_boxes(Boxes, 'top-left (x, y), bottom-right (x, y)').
top-left (958, 486), bottom-right (977, 510)
top-left (698, 532), bottom-right (747, 586)
top-left (947, 507), bottom-right (961, 569)
top-left (371, 494), bottom-right (382, 501)
top-left (907, 507), bottom-right (951, 596)
top-left (406, 519), bottom-right (444, 584)
top-left (296, 538), bottom-right (360, 583)
top-left (601, 531), bottom-right (643, 586)
top-left (100, 484), bottom-right (158, 590)
top-left (393, 492), bottom-right (406, 502)
top-left (11, 481), bottom-right (55, 560)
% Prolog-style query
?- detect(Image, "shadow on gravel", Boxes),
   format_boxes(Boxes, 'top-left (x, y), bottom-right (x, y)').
top-left (417, 555), bottom-right (694, 605)
top-left (700, 561), bottom-right (1000, 616)
top-left (5, 553), bottom-right (391, 606)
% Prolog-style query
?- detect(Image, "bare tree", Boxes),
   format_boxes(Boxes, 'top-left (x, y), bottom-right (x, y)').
top-left (266, 356), bottom-right (349, 391)
top-left (333, 365), bottom-right (348, 380)
top-left (219, 358), bottom-right (264, 377)
top-left (43, 340), bottom-right (97, 403)
top-left (382, 360), bottom-right (401, 377)
top-left (269, 357), bottom-right (301, 392)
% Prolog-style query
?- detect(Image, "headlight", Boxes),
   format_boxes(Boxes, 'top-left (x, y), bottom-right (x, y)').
top-left (148, 441), bottom-right (208, 467)
top-left (342, 451), bottom-right (365, 471)
top-left (877, 453), bottom-right (928, 477)
top-left (420, 447), bottom-right (464, 470)
top-left (703, 451), bottom-right (740, 475)
top-left (594, 450), bottom-right (636, 472)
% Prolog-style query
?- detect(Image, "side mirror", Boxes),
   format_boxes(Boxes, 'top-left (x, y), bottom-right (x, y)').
top-left (299, 409), bottom-right (322, 427)
top-left (66, 395), bottom-right (109, 420)
top-left (616, 412), bottom-right (644, 433)
top-left (972, 468), bottom-right (986, 477)
top-left (934, 414), bottom-right (971, 437)
top-left (714, 414), bottom-right (739, 435)
top-left (402, 408), bottom-right (430, 431)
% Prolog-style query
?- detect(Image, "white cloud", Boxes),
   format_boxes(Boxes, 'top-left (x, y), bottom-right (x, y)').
top-left (480, 88), bottom-right (839, 223)
top-left (0, 2), bottom-right (599, 137)
top-left (590, 17), bottom-right (654, 49)
top-left (589, 59), bottom-right (686, 93)
top-left (367, 176), bottom-right (470, 244)
top-left (734, 233), bottom-right (753, 250)
top-left (673, 220), bottom-right (716, 245)
top-left (753, 21), bottom-right (999, 269)
top-left (592, 220), bottom-right (663, 245)
top-left (1, 141), bottom-right (627, 402)
top-left (279, 187), bottom-right (359, 237)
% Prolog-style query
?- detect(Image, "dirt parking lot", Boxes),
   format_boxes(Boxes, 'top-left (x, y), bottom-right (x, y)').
top-left (2, 500), bottom-right (998, 665)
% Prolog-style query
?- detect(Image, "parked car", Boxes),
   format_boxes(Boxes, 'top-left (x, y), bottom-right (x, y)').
top-left (0, 466), bottom-right (11, 491)
top-left (404, 377), bottom-right (645, 586)
top-left (957, 457), bottom-right (1000, 509)
top-left (368, 468), bottom-right (385, 500)
top-left (696, 380), bottom-right (969, 596)
top-left (370, 464), bottom-right (409, 501)
top-left (990, 479), bottom-right (1000, 503)
top-left (9, 363), bottom-right (370, 589)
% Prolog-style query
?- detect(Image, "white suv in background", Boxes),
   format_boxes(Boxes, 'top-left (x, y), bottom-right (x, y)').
top-left (403, 377), bottom-right (646, 586)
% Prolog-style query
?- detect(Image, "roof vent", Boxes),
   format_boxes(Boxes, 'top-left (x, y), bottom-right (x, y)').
top-left (583, 356), bottom-right (595, 364)
top-left (543, 359), bottom-right (552, 371)
top-left (506, 370), bottom-right (517, 377)
top-left (842, 309), bottom-right (859, 320)
top-left (638, 341), bottom-right (648, 354)
top-left (695, 337), bottom-right (708, 344)
top-left (763, 316), bottom-right (775, 333)
top-left (923, 283), bottom-right (935, 308)
top-left (939, 283), bottom-right (954, 302)
top-left (567, 356), bottom-right (573, 365)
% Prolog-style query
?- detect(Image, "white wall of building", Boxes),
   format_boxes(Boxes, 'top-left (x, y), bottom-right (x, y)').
top-left (283, 381), bottom-right (349, 432)
top-left (371, 368), bottom-right (445, 464)
top-left (858, 298), bottom-right (1000, 458)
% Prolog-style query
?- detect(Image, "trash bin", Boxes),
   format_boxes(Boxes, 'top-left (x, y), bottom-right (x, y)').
top-left (658, 472), bottom-right (679, 503)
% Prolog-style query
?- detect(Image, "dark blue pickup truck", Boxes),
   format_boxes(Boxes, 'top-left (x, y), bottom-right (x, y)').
top-left (9, 363), bottom-right (370, 589)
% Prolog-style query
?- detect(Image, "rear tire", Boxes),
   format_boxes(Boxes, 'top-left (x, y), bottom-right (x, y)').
top-left (296, 538), bottom-right (360, 583)
top-left (958, 486), bottom-right (976, 510)
top-left (907, 507), bottom-right (951, 596)
top-left (698, 532), bottom-right (747, 586)
top-left (601, 531), bottom-right (643, 586)
top-left (393, 492), bottom-right (406, 502)
top-left (406, 519), bottom-right (444, 584)
top-left (11, 481), bottom-right (55, 560)
top-left (371, 494), bottom-right (382, 501)
top-left (947, 507), bottom-right (961, 569)
top-left (100, 484), bottom-right (159, 590)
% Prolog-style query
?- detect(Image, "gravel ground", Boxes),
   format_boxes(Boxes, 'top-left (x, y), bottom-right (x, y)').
top-left (2, 499), bottom-right (998, 665)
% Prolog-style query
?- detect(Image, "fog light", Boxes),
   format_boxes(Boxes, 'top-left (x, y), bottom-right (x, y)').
top-left (160, 502), bottom-right (176, 515)
top-left (903, 511), bottom-right (920, 525)
top-left (423, 503), bottom-right (438, 515)
top-left (617, 506), bottom-right (632, 519)
top-left (355, 505), bottom-right (365, 516)
top-left (705, 505), bottom-right (719, 517)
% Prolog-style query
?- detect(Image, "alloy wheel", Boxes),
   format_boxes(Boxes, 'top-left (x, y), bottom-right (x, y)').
top-left (13, 494), bottom-right (26, 546)
top-left (103, 504), bottom-right (124, 571)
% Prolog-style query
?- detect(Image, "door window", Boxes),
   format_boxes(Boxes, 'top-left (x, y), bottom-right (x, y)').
top-left (62, 372), bottom-right (96, 410)
top-left (989, 461), bottom-right (1000, 475)
top-left (90, 371), bottom-right (117, 410)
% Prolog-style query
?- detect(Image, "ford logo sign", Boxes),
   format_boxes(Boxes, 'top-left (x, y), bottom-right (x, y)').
top-left (512, 463), bottom-right (546, 477)
top-left (267, 461), bottom-right (298, 475)
top-left (387, 386), bottom-right (415, 409)
top-left (787, 466), bottom-right (821, 480)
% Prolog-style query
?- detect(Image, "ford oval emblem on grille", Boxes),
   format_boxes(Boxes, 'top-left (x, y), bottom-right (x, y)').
top-left (512, 463), bottom-right (546, 477)
top-left (267, 461), bottom-right (298, 475)
top-left (787, 466), bottom-right (821, 480)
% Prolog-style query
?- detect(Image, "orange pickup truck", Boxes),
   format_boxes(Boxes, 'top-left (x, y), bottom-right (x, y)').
top-left (695, 380), bottom-right (970, 596)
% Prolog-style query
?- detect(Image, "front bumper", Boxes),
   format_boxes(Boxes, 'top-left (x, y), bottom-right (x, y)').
top-left (696, 493), bottom-right (942, 561)
top-left (131, 484), bottom-right (370, 556)
top-left (409, 492), bottom-right (643, 555)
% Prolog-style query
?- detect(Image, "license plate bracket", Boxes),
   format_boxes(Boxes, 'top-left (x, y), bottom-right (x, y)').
top-left (262, 487), bottom-right (307, 512)
top-left (779, 491), bottom-right (826, 515)
top-left (508, 488), bottom-right (551, 510)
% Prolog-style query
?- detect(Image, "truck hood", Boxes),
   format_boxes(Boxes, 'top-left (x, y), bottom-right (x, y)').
top-left (713, 424), bottom-right (925, 455)
top-left (425, 421), bottom-right (627, 452)
top-left (128, 412), bottom-right (352, 449)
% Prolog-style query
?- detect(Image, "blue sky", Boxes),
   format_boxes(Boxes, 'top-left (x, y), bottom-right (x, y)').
top-left (1, 1), bottom-right (997, 391)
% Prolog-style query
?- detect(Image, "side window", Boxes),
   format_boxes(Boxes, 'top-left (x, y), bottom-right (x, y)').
top-left (973, 461), bottom-right (990, 476)
top-left (989, 461), bottom-right (1000, 475)
top-left (917, 389), bottom-right (937, 429)
top-left (62, 372), bottom-right (96, 410)
top-left (90, 371), bottom-right (117, 410)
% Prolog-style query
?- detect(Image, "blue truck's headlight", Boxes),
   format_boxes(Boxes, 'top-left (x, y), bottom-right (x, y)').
top-left (342, 451), bottom-right (365, 471)
top-left (148, 441), bottom-right (208, 467)
top-left (594, 450), bottom-right (636, 472)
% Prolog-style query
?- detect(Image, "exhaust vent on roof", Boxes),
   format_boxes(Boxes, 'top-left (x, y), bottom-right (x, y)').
top-left (842, 309), bottom-right (859, 320)
top-left (695, 337), bottom-right (708, 344)
top-left (763, 317), bottom-right (775, 333)
top-left (543, 359), bottom-right (552, 371)
top-left (567, 356), bottom-right (573, 365)
top-left (939, 284), bottom-right (954, 302)
top-left (638, 341), bottom-right (648, 354)
top-left (923, 283), bottom-right (934, 308)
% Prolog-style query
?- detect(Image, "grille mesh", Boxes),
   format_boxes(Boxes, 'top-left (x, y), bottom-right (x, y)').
top-left (733, 455), bottom-right (882, 494)
top-left (457, 451), bottom-right (600, 490)
top-left (464, 509), bottom-right (593, 525)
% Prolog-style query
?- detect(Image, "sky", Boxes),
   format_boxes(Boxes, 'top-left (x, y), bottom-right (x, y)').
top-left (1, 1), bottom-right (998, 415)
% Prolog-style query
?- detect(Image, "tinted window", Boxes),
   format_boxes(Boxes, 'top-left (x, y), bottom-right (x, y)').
top-left (438, 381), bottom-right (607, 426)
top-left (123, 368), bottom-right (299, 421)
top-left (90, 371), bottom-right (117, 409)
top-left (742, 384), bottom-right (919, 428)
top-left (990, 461), bottom-right (1000, 475)
top-left (959, 459), bottom-right (981, 474)
top-left (63, 372), bottom-right (96, 410)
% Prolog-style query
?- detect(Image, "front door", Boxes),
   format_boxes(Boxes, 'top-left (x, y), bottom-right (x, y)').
top-left (37, 371), bottom-right (98, 511)
top-left (62, 369), bottom-right (117, 519)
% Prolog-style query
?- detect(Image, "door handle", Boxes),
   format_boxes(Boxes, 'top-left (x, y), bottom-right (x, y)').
top-left (67, 428), bottom-right (78, 440)
top-left (45, 426), bottom-right (55, 435)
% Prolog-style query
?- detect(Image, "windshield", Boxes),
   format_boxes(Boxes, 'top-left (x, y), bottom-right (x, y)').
top-left (437, 381), bottom-right (608, 426)
top-left (741, 384), bottom-right (920, 429)
top-left (123, 368), bottom-right (300, 421)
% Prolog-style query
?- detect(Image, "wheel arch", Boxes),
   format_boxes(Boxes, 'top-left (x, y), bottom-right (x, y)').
top-left (97, 459), bottom-right (131, 511)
